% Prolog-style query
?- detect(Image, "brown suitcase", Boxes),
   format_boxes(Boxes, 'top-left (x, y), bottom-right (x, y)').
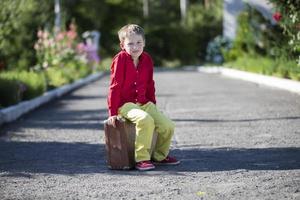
top-left (104, 118), bottom-right (157, 170)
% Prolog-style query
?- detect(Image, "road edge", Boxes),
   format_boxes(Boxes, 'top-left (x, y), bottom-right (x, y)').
top-left (0, 72), bottom-right (106, 126)
top-left (197, 66), bottom-right (300, 95)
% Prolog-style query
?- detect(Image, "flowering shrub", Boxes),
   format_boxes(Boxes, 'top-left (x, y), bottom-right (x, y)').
top-left (268, 0), bottom-right (300, 65)
top-left (77, 39), bottom-right (100, 71)
top-left (272, 12), bottom-right (282, 22)
top-left (33, 22), bottom-right (99, 88)
top-left (34, 22), bottom-right (88, 70)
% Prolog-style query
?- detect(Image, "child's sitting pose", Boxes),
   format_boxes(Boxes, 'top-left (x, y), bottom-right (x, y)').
top-left (107, 24), bottom-right (180, 171)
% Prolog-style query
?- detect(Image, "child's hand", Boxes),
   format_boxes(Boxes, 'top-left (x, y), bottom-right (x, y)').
top-left (107, 116), bottom-right (118, 128)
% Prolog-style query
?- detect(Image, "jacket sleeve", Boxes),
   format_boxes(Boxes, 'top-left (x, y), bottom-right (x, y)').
top-left (107, 55), bottom-right (125, 116)
top-left (146, 58), bottom-right (156, 104)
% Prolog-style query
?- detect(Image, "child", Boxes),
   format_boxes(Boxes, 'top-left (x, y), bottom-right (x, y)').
top-left (107, 24), bottom-right (180, 171)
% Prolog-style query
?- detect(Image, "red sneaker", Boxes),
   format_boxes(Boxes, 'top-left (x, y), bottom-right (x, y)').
top-left (153, 156), bottom-right (180, 165)
top-left (135, 161), bottom-right (155, 171)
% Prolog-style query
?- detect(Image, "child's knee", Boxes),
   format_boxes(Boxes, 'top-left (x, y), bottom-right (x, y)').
top-left (157, 120), bottom-right (175, 134)
top-left (166, 121), bottom-right (175, 132)
top-left (137, 114), bottom-right (155, 128)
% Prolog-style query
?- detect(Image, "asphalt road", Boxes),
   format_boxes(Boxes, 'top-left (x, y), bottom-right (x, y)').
top-left (1, 69), bottom-right (299, 199)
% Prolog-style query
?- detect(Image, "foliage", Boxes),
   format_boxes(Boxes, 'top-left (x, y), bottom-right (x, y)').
top-left (225, 55), bottom-right (276, 75)
top-left (63, 0), bottom-right (223, 66)
top-left (225, 54), bottom-right (299, 80)
top-left (0, 78), bottom-right (22, 107)
top-left (34, 21), bottom-right (94, 88)
top-left (34, 22), bottom-right (88, 70)
top-left (98, 57), bottom-right (112, 71)
top-left (14, 71), bottom-right (46, 100)
top-left (185, 2), bottom-right (223, 61)
top-left (0, 71), bottom-right (46, 100)
top-left (0, 0), bottom-right (223, 71)
top-left (206, 36), bottom-right (232, 64)
top-left (224, 6), bottom-right (274, 60)
top-left (222, 3), bottom-right (299, 80)
top-left (0, 71), bottom-right (46, 107)
top-left (267, 0), bottom-right (300, 65)
top-left (0, 0), bottom-right (53, 71)
top-left (146, 26), bottom-right (198, 65)
top-left (45, 67), bottom-right (70, 89)
top-left (44, 60), bottom-right (92, 89)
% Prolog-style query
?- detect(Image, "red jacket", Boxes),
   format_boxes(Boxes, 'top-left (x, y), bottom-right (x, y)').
top-left (107, 50), bottom-right (156, 116)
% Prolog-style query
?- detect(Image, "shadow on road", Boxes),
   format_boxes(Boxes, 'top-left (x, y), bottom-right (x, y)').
top-left (172, 116), bottom-right (300, 123)
top-left (0, 140), bottom-right (299, 177)
top-left (170, 147), bottom-right (300, 172)
top-left (0, 104), bottom-right (108, 137)
top-left (0, 141), bottom-right (107, 176)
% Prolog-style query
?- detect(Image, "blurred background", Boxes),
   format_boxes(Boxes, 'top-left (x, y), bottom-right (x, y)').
top-left (0, 0), bottom-right (299, 108)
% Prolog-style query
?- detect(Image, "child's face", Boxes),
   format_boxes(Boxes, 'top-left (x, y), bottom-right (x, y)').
top-left (121, 34), bottom-right (145, 60)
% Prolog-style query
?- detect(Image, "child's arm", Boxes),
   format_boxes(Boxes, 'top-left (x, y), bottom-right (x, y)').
top-left (108, 54), bottom-right (125, 117)
top-left (146, 59), bottom-right (156, 104)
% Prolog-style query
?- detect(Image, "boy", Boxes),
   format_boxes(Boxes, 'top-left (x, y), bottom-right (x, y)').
top-left (107, 24), bottom-right (180, 171)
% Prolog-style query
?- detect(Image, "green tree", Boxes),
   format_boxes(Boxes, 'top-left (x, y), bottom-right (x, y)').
top-left (0, 0), bottom-right (53, 71)
top-left (267, 0), bottom-right (300, 65)
top-left (62, 0), bottom-right (222, 66)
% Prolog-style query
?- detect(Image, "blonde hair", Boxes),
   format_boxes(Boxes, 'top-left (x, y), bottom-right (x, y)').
top-left (118, 24), bottom-right (145, 44)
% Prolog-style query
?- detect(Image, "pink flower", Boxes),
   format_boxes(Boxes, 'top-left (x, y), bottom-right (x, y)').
top-left (67, 30), bottom-right (77, 40)
top-left (76, 43), bottom-right (86, 53)
top-left (42, 30), bottom-right (49, 39)
top-left (37, 29), bottom-right (43, 38)
top-left (34, 43), bottom-right (40, 50)
top-left (56, 32), bottom-right (65, 41)
top-left (273, 12), bottom-right (282, 22)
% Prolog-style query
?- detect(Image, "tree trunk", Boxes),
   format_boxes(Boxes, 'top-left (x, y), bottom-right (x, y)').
top-left (143, 0), bottom-right (149, 18)
top-left (180, 0), bottom-right (188, 22)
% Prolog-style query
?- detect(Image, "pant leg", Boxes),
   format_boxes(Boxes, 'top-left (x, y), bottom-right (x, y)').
top-left (141, 102), bottom-right (175, 161)
top-left (118, 102), bottom-right (155, 162)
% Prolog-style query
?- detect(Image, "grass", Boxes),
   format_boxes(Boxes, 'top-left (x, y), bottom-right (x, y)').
top-left (223, 55), bottom-right (299, 81)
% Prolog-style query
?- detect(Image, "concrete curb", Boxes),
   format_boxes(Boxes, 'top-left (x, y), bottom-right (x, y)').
top-left (197, 66), bottom-right (300, 95)
top-left (0, 72), bottom-right (105, 126)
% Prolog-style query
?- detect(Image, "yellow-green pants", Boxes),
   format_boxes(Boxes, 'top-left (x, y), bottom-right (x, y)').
top-left (118, 102), bottom-right (175, 162)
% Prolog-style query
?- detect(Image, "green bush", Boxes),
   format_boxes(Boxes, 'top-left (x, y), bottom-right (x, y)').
top-left (73, 61), bottom-right (92, 78)
top-left (161, 59), bottom-right (181, 68)
top-left (97, 57), bottom-right (112, 71)
top-left (268, 0), bottom-right (300, 65)
top-left (146, 26), bottom-right (198, 66)
top-left (0, 0), bottom-right (53, 71)
top-left (17, 71), bottom-right (47, 100)
top-left (225, 55), bottom-right (275, 74)
top-left (223, 3), bottom-right (299, 80)
top-left (62, 61), bottom-right (92, 82)
top-left (45, 67), bottom-right (70, 89)
top-left (185, 3), bottom-right (223, 62)
top-left (206, 35), bottom-right (232, 64)
top-left (44, 61), bottom-right (91, 89)
top-left (0, 77), bottom-right (22, 107)
top-left (274, 58), bottom-right (298, 79)
top-left (0, 71), bottom-right (46, 104)
top-left (225, 55), bottom-right (298, 79)
top-left (290, 66), bottom-right (300, 81)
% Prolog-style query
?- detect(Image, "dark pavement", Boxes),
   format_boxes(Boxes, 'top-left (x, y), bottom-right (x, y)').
top-left (1, 69), bottom-right (299, 199)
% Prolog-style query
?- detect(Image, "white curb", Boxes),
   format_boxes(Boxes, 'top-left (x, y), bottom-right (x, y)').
top-left (0, 72), bottom-right (105, 126)
top-left (198, 66), bottom-right (300, 95)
